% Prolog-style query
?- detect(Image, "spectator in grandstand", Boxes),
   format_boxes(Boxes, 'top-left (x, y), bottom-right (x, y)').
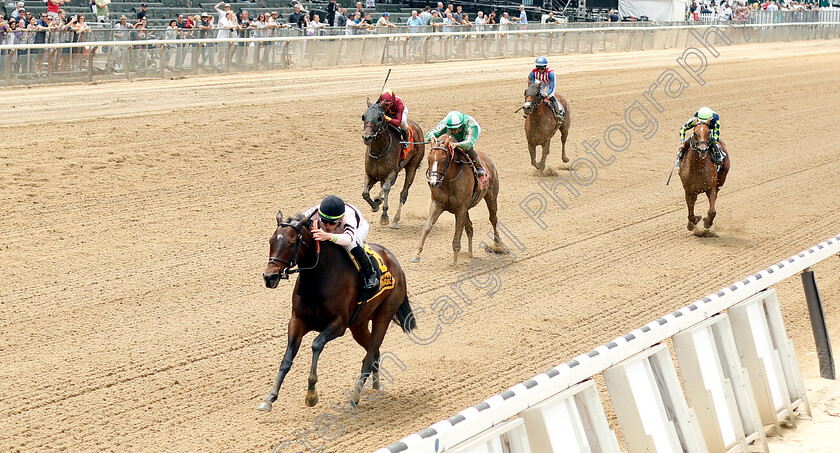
top-left (94, 0), bottom-right (109, 23)
top-left (11, 2), bottom-right (24, 20)
top-left (270, 11), bottom-right (282, 25)
top-left (376, 12), bottom-right (396, 30)
top-left (420, 6), bottom-right (431, 25)
top-left (608, 9), bottom-right (619, 21)
top-left (442, 11), bottom-right (453, 32)
top-left (544, 11), bottom-right (559, 23)
top-left (113, 15), bottom-right (129, 70)
top-left (335, 7), bottom-right (347, 27)
top-left (514, 4), bottom-right (527, 26)
top-left (287, 3), bottom-right (308, 28)
top-left (453, 5), bottom-right (463, 24)
top-left (461, 13), bottom-right (472, 26)
top-left (365, 0), bottom-right (374, 8)
top-left (355, 1), bottom-right (364, 17)
top-left (435, 2), bottom-right (444, 15)
top-left (362, 11), bottom-right (374, 27)
top-left (407, 10), bottom-right (423, 32)
top-left (136, 3), bottom-right (148, 21)
top-left (326, 0), bottom-right (337, 26)
top-left (165, 19), bottom-right (178, 42)
top-left (46, 0), bottom-right (68, 20)
top-left (217, 10), bottom-right (239, 39)
top-left (306, 13), bottom-right (325, 35)
top-left (32, 13), bottom-right (50, 72)
top-left (214, 2), bottom-right (231, 24)
top-left (766, 1), bottom-right (778, 11)
top-left (724, 3), bottom-right (732, 19)
top-left (486, 11), bottom-right (497, 24)
top-left (499, 11), bottom-right (511, 30)
top-left (345, 10), bottom-right (360, 34)
top-left (429, 10), bottom-right (441, 30)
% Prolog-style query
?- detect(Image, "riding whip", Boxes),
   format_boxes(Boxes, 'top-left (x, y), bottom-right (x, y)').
top-left (514, 106), bottom-right (524, 113)
top-left (666, 156), bottom-right (680, 185)
top-left (379, 68), bottom-right (392, 95)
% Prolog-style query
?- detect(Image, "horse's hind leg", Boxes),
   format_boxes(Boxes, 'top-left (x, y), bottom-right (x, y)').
top-left (258, 317), bottom-right (308, 412)
top-left (392, 162), bottom-right (420, 229)
top-left (685, 192), bottom-right (701, 231)
top-left (304, 322), bottom-right (344, 408)
top-left (380, 172), bottom-right (398, 226)
top-left (560, 124), bottom-right (569, 163)
top-left (362, 174), bottom-right (382, 212)
top-left (704, 189), bottom-right (718, 229)
top-left (464, 212), bottom-right (474, 259)
top-left (484, 186), bottom-right (504, 254)
top-left (350, 312), bottom-right (390, 406)
top-left (410, 202), bottom-right (445, 263)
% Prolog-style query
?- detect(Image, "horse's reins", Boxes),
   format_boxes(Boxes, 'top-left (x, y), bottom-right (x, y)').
top-left (426, 145), bottom-right (466, 183)
top-left (522, 91), bottom-right (542, 117)
top-left (365, 110), bottom-right (394, 160)
top-left (268, 221), bottom-right (321, 279)
top-left (689, 126), bottom-right (711, 157)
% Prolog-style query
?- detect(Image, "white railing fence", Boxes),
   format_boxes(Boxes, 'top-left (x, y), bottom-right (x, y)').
top-left (374, 234), bottom-right (839, 453)
top-left (1, 22), bottom-right (839, 86)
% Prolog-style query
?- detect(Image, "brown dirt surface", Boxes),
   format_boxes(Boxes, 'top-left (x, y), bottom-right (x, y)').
top-left (2, 39), bottom-right (840, 452)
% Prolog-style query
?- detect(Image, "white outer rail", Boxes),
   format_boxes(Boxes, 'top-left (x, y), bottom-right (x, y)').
top-left (374, 234), bottom-right (840, 453)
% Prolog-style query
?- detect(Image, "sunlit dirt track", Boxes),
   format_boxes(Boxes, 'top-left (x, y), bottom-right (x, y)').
top-left (2, 39), bottom-right (840, 452)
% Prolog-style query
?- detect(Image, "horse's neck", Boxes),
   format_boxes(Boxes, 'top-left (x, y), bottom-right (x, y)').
top-left (371, 126), bottom-right (398, 153)
top-left (686, 147), bottom-right (709, 171)
top-left (299, 241), bottom-right (350, 283)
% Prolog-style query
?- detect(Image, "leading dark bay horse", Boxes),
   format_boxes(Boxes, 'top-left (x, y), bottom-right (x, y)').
top-left (410, 136), bottom-right (503, 265)
top-left (679, 123), bottom-right (731, 232)
top-left (362, 100), bottom-right (426, 229)
top-left (522, 81), bottom-right (570, 175)
top-left (258, 211), bottom-right (416, 411)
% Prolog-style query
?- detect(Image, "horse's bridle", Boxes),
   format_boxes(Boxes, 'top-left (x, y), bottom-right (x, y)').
top-left (426, 145), bottom-right (465, 184)
top-left (689, 128), bottom-right (711, 157)
top-left (364, 107), bottom-right (393, 159)
top-left (268, 222), bottom-right (320, 279)
top-left (523, 90), bottom-right (543, 118)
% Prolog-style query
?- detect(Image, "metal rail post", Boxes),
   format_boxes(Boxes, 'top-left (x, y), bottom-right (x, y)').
top-left (801, 267), bottom-right (836, 379)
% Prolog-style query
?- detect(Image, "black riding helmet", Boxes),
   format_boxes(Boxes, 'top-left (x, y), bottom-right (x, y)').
top-left (318, 195), bottom-right (345, 224)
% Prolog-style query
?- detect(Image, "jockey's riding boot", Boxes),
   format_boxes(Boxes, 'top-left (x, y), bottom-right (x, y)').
top-left (400, 128), bottom-right (410, 149)
top-left (350, 245), bottom-right (379, 290)
top-left (466, 147), bottom-right (486, 177)
top-left (712, 143), bottom-right (725, 164)
top-left (551, 97), bottom-right (564, 122)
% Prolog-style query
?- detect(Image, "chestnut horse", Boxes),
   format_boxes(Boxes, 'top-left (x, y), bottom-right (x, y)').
top-left (679, 123), bottom-right (731, 232)
top-left (410, 137), bottom-right (503, 265)
top-left (522, 81), bottom-right (570, 174)
top-left (362, 100), bottom-right (426, 229)
top-left (258, 211), bottom-right (416, 411)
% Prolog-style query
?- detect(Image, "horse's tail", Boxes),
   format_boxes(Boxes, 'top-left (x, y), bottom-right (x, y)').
top-left (393, 296), bottom-right (417, 334)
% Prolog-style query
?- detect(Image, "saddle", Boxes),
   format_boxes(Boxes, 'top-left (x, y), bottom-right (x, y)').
top-left (347, 244), bottom-right (396, 324)
top-left (387, 124), bottom-right (414, 161)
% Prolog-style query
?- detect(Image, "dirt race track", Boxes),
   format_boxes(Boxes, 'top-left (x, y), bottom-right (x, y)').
top-left (3, 38), bottom-right (840, 452)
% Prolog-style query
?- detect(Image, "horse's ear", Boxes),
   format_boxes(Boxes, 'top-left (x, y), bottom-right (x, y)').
top-left (366, 97), bottom-right (371, 107)
top-left (276, 210), bottom-right (283, 226)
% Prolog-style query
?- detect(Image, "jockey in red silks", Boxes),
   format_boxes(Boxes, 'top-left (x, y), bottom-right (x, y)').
top-left (376, 89), bottom-right (411, 149)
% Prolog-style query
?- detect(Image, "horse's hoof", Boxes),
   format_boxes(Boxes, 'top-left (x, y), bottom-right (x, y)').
top-left (703, 218), bottom-right (713, 229)
top-left (687, 222), bottom-right (695, 232)
top-left (305, 390), bottom-right (319, 408)
top-left (390, 222), bottom-right (400, 230)
top-left (380, 216), bottom-right (389, 226)
top-left (409, 256), bottom-right (420, 263)
top-left (257, 401), bottom-right (273, 412)
top-left (562, 156), bottom-right (569, 163)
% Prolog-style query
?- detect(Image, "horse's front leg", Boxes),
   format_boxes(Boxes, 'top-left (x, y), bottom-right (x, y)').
top-left (258, 317), bottom-right (308, 412)
top-left (392, 161), bottom-right (420, 230)
top-left (305, 322), bottom-right (345, 408)
top-left (560, 124), bottom-right (569, 163)
top-left (527, 140), bottom-right (538, 170)
top-left (362, 174), bottom-right (382, 212)
top-left (380, 171), bottom-right (398, 226)
top-left (410, 202), bottom-right (445, 263)
top-left (452, 208), bottom-right (468, 266)
top-left (685, 191), bottom-right (701, 231)
top-left (704, 188), bottom-right (717, 229)
top-left (538, 138), bottom-right (551, 173)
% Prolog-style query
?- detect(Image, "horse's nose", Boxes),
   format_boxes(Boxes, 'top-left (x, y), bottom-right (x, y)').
top-left (263, 273), bottom-right (280, 288)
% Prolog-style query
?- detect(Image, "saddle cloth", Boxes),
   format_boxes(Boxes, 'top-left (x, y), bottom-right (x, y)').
top-left (389, 124), bottom-right (414, 160)
top-left (348, 244), bottom-right (396, 304)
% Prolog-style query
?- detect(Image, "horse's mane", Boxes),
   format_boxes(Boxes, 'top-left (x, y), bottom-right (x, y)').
top-left (284, 213), bottom-right (313, 227)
